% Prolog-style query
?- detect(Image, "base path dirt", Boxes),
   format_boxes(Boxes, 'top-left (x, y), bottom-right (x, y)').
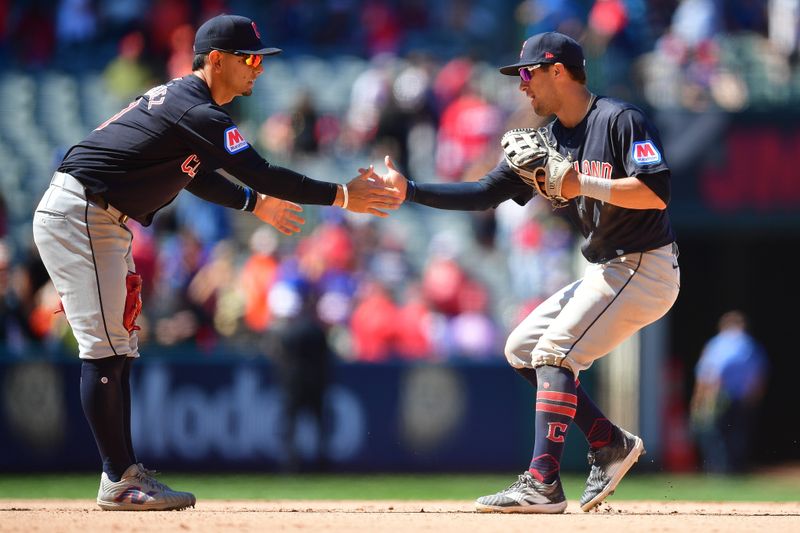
top-left (1, 500), bottom-right (798, 532)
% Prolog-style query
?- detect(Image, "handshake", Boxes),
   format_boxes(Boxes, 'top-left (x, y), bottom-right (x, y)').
top-left (254, 156), bottom-right (409, 235)
top-left (347, 155), bottom-right (409, 216)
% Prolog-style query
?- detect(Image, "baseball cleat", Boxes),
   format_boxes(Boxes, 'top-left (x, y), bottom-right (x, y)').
top-left (580, 427), bottom-right (645, 512)
top-left (475, 471), bottom-right (567, 514)
top-left (97, 463), bottom-right (196, 511)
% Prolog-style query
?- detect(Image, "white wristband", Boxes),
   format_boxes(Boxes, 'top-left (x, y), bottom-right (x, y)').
top-left (341, 183), bottom-right (349, 209)
top-left (577, 173), bottom-right (612, 202)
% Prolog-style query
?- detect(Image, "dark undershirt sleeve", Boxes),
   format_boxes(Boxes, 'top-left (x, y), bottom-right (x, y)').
top-left (179, 105), bottom-right (338, 206)
top-left (185, 170), bottom-right (255, 211)
top-left (409, 159), bottom-right (534, 210)
top-left (232, 161), bottom-right (338, 206)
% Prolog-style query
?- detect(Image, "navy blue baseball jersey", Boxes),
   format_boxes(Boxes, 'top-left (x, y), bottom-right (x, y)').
top-left (409, 96), bottom-right (675, 263)
top-left (59, 75), bottom-right (337, 225)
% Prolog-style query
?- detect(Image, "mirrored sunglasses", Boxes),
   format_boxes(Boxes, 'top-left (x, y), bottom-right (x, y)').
top-left (518, 64), bottom-right (542, 82)
top-left (213, 48), bottom-right (263, 69)
top-left (240, 53), bottom-right (262, 68)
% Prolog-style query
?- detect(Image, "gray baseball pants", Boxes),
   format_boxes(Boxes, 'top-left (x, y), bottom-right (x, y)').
top-left (505, 243), bottom-right (680, 374)
top-left (32, 172), bottom-right (139, 360)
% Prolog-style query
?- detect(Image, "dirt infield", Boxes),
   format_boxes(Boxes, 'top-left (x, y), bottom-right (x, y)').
top-left (1, 500), bottom-right (798, 532)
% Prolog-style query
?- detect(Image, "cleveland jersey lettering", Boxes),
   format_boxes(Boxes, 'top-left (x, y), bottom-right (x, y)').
top-left (480, 96), bottom-right (675, 263)
top-left (545, 96), bottom-right (674, 262)
top-left (576, 160), bottom-right (613, 179)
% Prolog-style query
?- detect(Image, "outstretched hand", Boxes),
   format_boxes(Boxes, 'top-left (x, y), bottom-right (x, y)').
top-left (343, 165), bottom-right (404, 217)
top-left (371, 156), bottom-right (408, 199)
top-left (253, 193), bottom-right (305, 235)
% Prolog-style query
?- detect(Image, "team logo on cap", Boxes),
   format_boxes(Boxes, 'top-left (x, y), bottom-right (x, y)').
top-left (631, 140), bottom-right (661, 165)
top-left (252, 21), bottom-right (261, 39)
top-left (224, 126), bottom-right (249, 154)
top-left (544, 51), bottom-right (554, 59)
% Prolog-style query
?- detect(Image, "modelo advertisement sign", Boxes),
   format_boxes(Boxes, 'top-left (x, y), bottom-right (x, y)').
top-left (0, 358), bottom-right (557, 472)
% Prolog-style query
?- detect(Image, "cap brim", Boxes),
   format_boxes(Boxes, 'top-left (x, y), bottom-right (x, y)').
top-left (237, 47), bottom-right (282, 56)
top-left (499, 61), bottom-right (541, 76)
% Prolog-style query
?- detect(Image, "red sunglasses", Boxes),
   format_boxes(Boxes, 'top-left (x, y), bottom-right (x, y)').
top-left (212, 48), bottom-right (263, 69)
top-left (518, 64), bottom-right (542, 82)
top-left (239, 53), bottom-right (262, 68)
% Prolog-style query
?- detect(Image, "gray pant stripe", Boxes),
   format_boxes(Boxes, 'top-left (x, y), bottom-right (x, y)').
top-left (85, 199), bottom-right (119, 356)
top-left (565, 252), bottom-right (643, 358)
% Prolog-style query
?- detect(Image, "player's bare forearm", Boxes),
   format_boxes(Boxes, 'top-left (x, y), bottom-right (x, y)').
top-left (607, 176), bottom-right (667, 209)
top-left (563, 171), bottom-right (666, 210)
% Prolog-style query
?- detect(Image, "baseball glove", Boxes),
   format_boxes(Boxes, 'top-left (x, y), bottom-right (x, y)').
top-left (501, 128), bottom-right (573, 208)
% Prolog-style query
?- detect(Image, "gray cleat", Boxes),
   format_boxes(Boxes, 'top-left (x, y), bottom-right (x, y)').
top-left (97, 463), bottom-right (196, 511)
top-left (475, 471), bottom-right (568, 514)
top-left (580, 427), bottom-right (645, 512)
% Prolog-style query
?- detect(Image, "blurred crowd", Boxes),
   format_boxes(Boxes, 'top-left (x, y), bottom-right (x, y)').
top-left (2, 0), bottom-right (799, 109)
top-left (0, 0), bottom-right (517, 76)
top-left (1, 0), bottom-right (799, 363)
top-left (0, 186), bottom-right (575, 362)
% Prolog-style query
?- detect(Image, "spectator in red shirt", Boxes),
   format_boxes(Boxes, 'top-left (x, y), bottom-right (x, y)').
top-left (350, 280), bottom-right (399, 362)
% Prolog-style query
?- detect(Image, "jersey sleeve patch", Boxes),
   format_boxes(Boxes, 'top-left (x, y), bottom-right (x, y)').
top-left (224, 126), bottom-right (250, 154)
top-left (631, 140), bottom-right (662, 165)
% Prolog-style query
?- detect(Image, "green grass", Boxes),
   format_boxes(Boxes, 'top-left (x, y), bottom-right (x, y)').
top-left (0, 473), bottom-right (798, 502)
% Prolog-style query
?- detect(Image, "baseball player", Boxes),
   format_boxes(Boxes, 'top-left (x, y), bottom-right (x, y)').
top-left (32, 14), bottom-right (401, 511)
top-left (377, 32), bottom-right (680, 513)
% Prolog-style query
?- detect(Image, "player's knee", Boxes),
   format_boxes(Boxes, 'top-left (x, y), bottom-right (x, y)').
top-left (504, 329), bottom-right (529, 366)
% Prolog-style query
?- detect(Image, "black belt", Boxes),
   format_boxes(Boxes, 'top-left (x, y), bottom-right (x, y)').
top-left (85, 192), bottom-right (108, 209)
top-left (86, 192), bottom-right (129, 224)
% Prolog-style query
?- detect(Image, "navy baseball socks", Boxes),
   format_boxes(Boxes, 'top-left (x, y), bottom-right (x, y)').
top-left (573, 378), bottom-right (614, 449)
top-left (121, 356), bottom-right (136, 466)
top-left (486, 366), bottom-right (646, 512)
top-left (80, 355), bottom-right (135, 482)
top-left (82, 355), bottom-right (196, 510)
top-left (476, 365), bottom-right (573, 513)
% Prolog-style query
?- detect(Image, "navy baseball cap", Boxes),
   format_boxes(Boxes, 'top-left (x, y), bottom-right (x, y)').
top-left (499, 32), bottom-right (585, 75)
top-left (193, 14), bottom-right (282, 56)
